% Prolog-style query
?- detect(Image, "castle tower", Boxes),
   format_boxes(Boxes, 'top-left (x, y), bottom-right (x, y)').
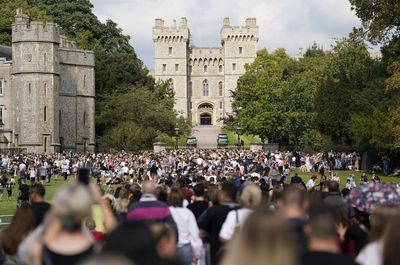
top-left (152, 18), bottom-right (190, 118)
top-left (11, 9), bottom-right (60, 153)
top-left (220, 17), bottom-right (258, 114)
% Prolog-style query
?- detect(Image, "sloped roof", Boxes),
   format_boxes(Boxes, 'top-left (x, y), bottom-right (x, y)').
top-left (0, 45), bottom-right (12, 60)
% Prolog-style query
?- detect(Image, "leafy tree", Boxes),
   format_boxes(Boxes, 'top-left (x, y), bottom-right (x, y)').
top-left (232, 49), bottom-right (316, 145)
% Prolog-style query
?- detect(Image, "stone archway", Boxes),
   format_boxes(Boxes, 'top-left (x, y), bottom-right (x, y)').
top-left (197, 103), bottom-right (214, 125)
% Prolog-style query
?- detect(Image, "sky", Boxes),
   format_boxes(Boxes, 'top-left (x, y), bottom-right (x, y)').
top-left (91, 0), bottom-right (363, 69)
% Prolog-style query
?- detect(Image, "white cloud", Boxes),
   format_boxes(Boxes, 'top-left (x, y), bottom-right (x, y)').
top-left (91, 0), bottom-right (362, 68)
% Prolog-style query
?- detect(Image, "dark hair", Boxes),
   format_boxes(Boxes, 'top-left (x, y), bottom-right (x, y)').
top-left (220, 181), bottom-right (238, 201)
top-left (167, 188), bottom-right (183, 207)
top-left (328, 181), bottom-right (339, 193)
top-left (0, 202), bottom-right (35, 254)
top-left (282, 186), bottom-right (307, 207)
top-left (307, 206), bottom-right (337, 239)
top-left (30, 183), bottom-right (46, 197)
top-left (193, 183), bottom-right (205, 197)
top-left (102, 221), bottom-right (162, 265)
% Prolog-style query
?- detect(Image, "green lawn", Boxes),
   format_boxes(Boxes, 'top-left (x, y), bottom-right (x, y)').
top-left (221, 127), bottom-right (261, 147)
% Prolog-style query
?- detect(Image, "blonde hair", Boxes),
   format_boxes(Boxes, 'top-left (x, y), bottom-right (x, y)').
top-left (220, 209), bottom-right (297, 265)
top-left (240, 184), bottom-right (262, 209)
top-left (52, 184), bottom-right (92, 227)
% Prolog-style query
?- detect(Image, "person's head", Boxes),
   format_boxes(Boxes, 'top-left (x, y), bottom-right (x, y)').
top-left (193, 183), bottom-right (205, 197)
top-left (85, 217), bottom-right (96, 231)
top-left (370, 204), bottom-right (400, 241)
top-left (218, 181), bottom-right (238, 203)
top-left (305, 206), bottom-right (338, 243)
top-left (328, 181), bottom-right (340, 193)
top-left (148, 222), bottom-right (177, 259)
top-left (383, 212), bottom-right (400, 265)
top-left (220, 209), bottom-right (297, 265)
top-left (167, 188), bottom-right (183, 207)
top-left (141, 180), bottom-right (156, 195)
top-left (103, 221), bottom-right (162, 265)
top-left (281, 186), bottom-right (308, 218)
top-left (0, 202), bottom-right (35, 254)
top-left (52, 184), bottom-right (92, 231)
top-left (239, 184), bottom-right (262, 209)
top-left (29, 183), bottom-right (46, 202)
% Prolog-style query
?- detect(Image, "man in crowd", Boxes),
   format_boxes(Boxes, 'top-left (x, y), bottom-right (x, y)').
top-left (199, 181), bottom-right (239, 265)
top-left (187, 183), bottom-right (209, 221)
top-left (127, 180), bottom-right (178, 237)
top-left (301, 207), bottom-right (358, 265)
top-left (323, 181), bottom-right (354, 218)
top-left (29, 183), bottom-right (51, 227)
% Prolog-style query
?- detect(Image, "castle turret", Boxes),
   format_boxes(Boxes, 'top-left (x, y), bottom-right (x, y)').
top-left (153, 18), bottom-right (190, 118)
top-left (12, 9), bottom-right (60, 153)
top-left (220, 17), bottom-right (258, 115)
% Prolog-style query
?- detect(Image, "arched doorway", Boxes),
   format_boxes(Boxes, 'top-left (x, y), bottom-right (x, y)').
top-left (200, 113), bottom-right (212, 125)
top-left (198, 103), bottom-right (214, 125)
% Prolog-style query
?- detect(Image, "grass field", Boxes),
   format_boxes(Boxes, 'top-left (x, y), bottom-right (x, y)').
top-left (0, 170), bottom-right (398, 218)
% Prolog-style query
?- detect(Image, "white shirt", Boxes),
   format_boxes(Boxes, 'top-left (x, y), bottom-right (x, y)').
top-left (356, 241), bottom-right (383, 265)
top-left (169, 207), bottom-right (202, 256)
top-left (219, 208), bottom-right (253, 241)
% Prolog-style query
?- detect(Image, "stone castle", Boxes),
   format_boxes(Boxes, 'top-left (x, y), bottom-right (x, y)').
top-left (152, 17), bottom-right (259, 125)
top-left (0, 10), bottom-right (95, 153)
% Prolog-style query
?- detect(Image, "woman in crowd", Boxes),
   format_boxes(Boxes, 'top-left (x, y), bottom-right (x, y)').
top-left (167, 188), bottom-right (202, 265)
top-left (382, 212), bottom-right (400, 265)
top-left (0, 202), bottom-right (35, 265)
top-left (219, 183), bottom-right (262, 243)
top-left (220, 208), bottom-right (297, 265)
top-left (356, 204), bottom-right (400, 265)
top-left (29, 184), bottom-right (95, 265)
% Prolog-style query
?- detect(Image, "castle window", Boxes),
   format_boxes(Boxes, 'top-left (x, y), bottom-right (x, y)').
top-left (84, 75), bottom-right (86, 88)
top-left (189, 101), bottom-right (192, 109)
top-left (202, 80), bottom-right (209, 97)
top-left (44, 83), bottom-right (47, 97)
top-left (44, 106), bottom-right (47, 122)
top-left (219, 101), bottom-right (223, 109)
top-left (83, 111), bottom-right (86, 126)
top-left (168, 79), bottom-right (174, 91)
top-left (44, 53), bottom-right (47, 65)
top-left (239, 47), bottom-right (243, 55)
top-left (175, 64), bottom-right (179, 72)
top-left (162, 64), bottom-right (167, 72)
top-left (204, 65), bottom-right (207, 73)
top-left (188, 82), bottom-right (192, 97)
top-left (169, 47), bottom-right (172, 55)
top-left (218, 81), bottom-right (223, 96)
top-left (0, 78), bottom-right (4, 96)
top-left (59, 110), bottom-right (62, 127)
top-left (232, 63), bottom-right (236, 71)
top-left (28, 83), bottom-right (31, 96)
top-left (189, 65), bottom-right (192, 73)
top-left (219, 65), bottom-right (223, 73)
top-left (0, 105), bottom-right (3, 124)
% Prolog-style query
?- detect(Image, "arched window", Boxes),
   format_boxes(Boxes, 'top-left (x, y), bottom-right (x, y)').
top-left (218, 81), bottom-right (223, 96)
top-left (202, 80), bottom-right (209, 97)
top-left (219, 65), bottom-right (223, 73)
top-left (204, 65), bottom-right (208, 73)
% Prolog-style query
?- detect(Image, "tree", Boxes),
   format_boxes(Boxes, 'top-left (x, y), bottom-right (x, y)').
top-left (232, 49), bottom-right (316, 145)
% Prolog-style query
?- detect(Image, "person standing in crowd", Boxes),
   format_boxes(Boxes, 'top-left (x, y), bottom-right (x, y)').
top-left (127, 180), bottom-right (178, 237)
top-left (29, 166), bottom-right (36, 185)
top-left (199, 181), bottom-right (239, 265)
top-left (187, 183), bottom-right (209, 221)
top-left (167, 188), bottom-right (202, 265)
top-left (278, 186), bottom-right (309, 254)
top-left (29, 184), bottom-right (95, 265)
top-left (290, 173), bottom-right (307, 190)
top-left (220, 209), bottom-right (297, 265)
top-left (18, 178), bottom-right (30, 206)
top-left (301, 207), bottom-right (358, 265)
top-left (219, 184), bottom-right (262, 243)
top-left (0, 202), bottom-right (35, 265)
top-left (29, 183), bottom-right (51, 227)
top-left (38, 163), bottom-right (47, 185)
top-left (6, 178), bottom-right (12, 201)
top-left (323, 181), bottom-right (354, 218)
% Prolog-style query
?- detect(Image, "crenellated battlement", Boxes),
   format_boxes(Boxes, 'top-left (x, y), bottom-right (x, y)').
top-left (189, 48), bottom-right (224, 64)
top-left (12, 10), bottom-right (60, 44)
top-left (152, 17), bottom-right (190, 42)
top-left (60, 35), bottom-right (77, 49)
top-left (220, 17), bottom-right (259, 43)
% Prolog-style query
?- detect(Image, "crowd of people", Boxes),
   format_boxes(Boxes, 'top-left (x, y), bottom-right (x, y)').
top-left (0, 149), bottom-right (399, 265)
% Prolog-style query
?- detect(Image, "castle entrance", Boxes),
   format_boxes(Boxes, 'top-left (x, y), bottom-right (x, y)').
top-left (200, 113), bottom-right (212, 125)
top-left (198, 103), bottom-right (214, 125)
